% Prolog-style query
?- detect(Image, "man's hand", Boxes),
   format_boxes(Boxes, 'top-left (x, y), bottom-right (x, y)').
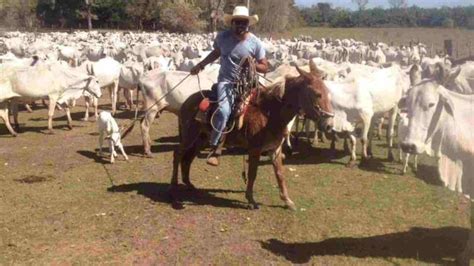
top-left (190, 63), bottom-right (204, 75)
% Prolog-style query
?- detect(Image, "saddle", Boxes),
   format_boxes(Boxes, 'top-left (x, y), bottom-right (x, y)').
top-left (195, 56), bottom-right (260, 131)
top-left (195, 86), bottom-right (258, 131)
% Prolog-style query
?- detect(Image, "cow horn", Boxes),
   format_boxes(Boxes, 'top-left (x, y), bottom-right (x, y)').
top-left (86, 63), bottom-right (92, 75)
top-left (434, 62), bottom-right (445, 84)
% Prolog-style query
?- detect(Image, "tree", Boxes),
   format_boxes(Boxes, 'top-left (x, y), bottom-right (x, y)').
top-left (317, 2), bottom-right (331, 23)
top-left (352, 0), bottom-right (368, 11)
top-left (126, 0), bottom-right (161, 30)
top-left (388, 0), bottom-right (407, 9)
top-left (84, 0), bottom-right (94, 30)
top-left (160, 2), bottom-right (205, 32)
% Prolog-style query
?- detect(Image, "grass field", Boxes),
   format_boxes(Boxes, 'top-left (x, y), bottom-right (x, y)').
top-left (272, 27), bottom-right (474, 60)
top-left (0, 91), bottom-right (471, 264)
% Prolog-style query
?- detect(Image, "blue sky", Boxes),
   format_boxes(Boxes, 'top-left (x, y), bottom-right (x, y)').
top-left (295, 0), bottom-right (474, 9)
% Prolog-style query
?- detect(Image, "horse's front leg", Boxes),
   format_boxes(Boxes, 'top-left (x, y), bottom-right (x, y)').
top-left (272, 151), bottom-right (296, 210)
top-left (181, 136), bottom-right (205, 191)
top-left (246, 149), bottom-right (261, 210)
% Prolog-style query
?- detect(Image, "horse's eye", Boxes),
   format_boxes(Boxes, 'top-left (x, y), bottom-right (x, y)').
top-left (428, 103), bottom-right (435, 108)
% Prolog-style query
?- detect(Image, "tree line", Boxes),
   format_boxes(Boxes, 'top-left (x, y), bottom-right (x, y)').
top-left (0, 0), bottom-right (300, 32)
top-left (300, 3), bottom-right (474, 29)
top-left (0, 0), bottom-right (473, 32)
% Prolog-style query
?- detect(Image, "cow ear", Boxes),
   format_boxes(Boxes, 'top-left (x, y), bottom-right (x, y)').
top-left (398, 97), bottom-right (407, 110)
top-left (447, 66), bottom-right (461, 83)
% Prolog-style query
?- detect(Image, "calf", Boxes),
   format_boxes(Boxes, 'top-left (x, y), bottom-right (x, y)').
top-left (98, 111), bottom-right (128, 163)
top-left (397, 113), bottom-right (417, 174)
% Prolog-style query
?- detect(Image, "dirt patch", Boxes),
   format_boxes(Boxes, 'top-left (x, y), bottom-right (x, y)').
top-left (14, 175), bottom-right (54, 184)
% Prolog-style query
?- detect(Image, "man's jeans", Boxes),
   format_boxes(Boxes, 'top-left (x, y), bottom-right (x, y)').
top-left (210, 82), bottom-right (234, 146)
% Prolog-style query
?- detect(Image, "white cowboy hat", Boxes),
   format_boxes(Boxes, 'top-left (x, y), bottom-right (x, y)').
top-left (224, 6), bottom-right (259, 26)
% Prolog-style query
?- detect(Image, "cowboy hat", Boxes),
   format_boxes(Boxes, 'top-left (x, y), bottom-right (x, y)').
top-left (224, 6), bottom-right (259, 26)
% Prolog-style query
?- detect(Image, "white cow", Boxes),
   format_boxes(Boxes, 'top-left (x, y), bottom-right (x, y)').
top-left (98, 111), bottom-right (128, 163)
top-left (1, 63), bottom-right (102, 134)
top-left (325, 65), bottom-right (410, 165)
top-left (118, 61), bottom-right (144, 110)
top-left (139, 69), bottom-right (216, 156)
top-left (79, 57), bottom-right (121, 120)
top-left (400, 78), bottom-right (474, 264)
top-left (397, 113), bottom-right (417, 174)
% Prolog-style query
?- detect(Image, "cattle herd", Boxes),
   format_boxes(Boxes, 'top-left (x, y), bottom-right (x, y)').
top-left (1, 30), bottom-right (473, 262)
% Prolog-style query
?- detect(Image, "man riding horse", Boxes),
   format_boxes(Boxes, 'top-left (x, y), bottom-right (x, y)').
top-left (190, 6), bottom-right (269, 166)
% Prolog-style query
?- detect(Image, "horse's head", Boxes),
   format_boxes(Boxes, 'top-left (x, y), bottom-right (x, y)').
top-left (284, 60), bottom-right (334, 132)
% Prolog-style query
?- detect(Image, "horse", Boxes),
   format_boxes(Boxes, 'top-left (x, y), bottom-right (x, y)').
top-left (169, 60), bottom-right (334, 210)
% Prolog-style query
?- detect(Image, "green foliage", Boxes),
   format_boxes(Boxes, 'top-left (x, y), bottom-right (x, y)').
top-left (441, 18), bottom-right (454, 28)
top-left (299, 4), bottom-right (474, 29)
top-left (160, 2), bottom-right (205, 33)
top-left (1, 0), bottom-right (473, 31)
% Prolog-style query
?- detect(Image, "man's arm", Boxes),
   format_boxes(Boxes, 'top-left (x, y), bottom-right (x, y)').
top-left (255, 58), bottom-right (268, 74)
top-left (190, 48), bottom-right (221, 75)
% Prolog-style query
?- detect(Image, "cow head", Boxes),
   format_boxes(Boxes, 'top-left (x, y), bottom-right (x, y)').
top-left (400, 80), bottom-right (454, 155)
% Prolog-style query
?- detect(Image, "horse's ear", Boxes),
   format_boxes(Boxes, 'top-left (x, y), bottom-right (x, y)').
top-left (309, 60), bottom-right (321, 76)
top-left (295, 65), bottom-right (309, 78)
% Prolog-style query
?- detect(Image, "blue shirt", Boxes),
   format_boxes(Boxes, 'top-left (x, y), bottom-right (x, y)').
top-left (213, 30), bottom-right (266, 83)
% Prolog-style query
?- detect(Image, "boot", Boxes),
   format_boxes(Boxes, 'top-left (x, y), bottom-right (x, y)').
top-left (206, 146), bottom-right (220, 166)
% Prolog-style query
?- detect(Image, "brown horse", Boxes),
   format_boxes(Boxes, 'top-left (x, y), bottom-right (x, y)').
top-left (170, 61), bottom-right (334, 210)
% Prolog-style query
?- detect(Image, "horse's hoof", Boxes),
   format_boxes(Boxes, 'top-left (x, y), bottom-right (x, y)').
top-left (144, 152), bottom-right (153, 158)
top-left (172, 200), bottom-right (185, 210)
top-left (67, 125), bottom-right (73, 130)
top-left (81, 117), bottom-right (89, 122)
top-left (247, 203), bottom-right (259, 210)
top-left (184, 183), bottom-right (197, 192)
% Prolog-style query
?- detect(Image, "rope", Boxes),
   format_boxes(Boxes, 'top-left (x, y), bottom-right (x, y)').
top-left (121, 73), bottom-right (191, 139)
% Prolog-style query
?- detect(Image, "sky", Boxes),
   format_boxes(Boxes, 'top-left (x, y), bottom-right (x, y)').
top-left (295, 0), bottom-right (474, 10)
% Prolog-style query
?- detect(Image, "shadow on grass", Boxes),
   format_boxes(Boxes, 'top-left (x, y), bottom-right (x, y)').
top-left (77, 150), bottom-right (108, 163)
top-left (124, 143), bottom-right (178, 156)
top-left (5, 124), bottom-right (77, 135)
top-left (414, 163), bottom-right (444, 187)
top-left (283, 141), bottom-right (347, 166)
top-left (107, 182), bottom-right (248, 210)
top-left (358, 157), bottom-right (399, 175)
top-left (155, 135), bottom-right (180, 143)
top-left (260, 226), bottom-right (469, 264)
